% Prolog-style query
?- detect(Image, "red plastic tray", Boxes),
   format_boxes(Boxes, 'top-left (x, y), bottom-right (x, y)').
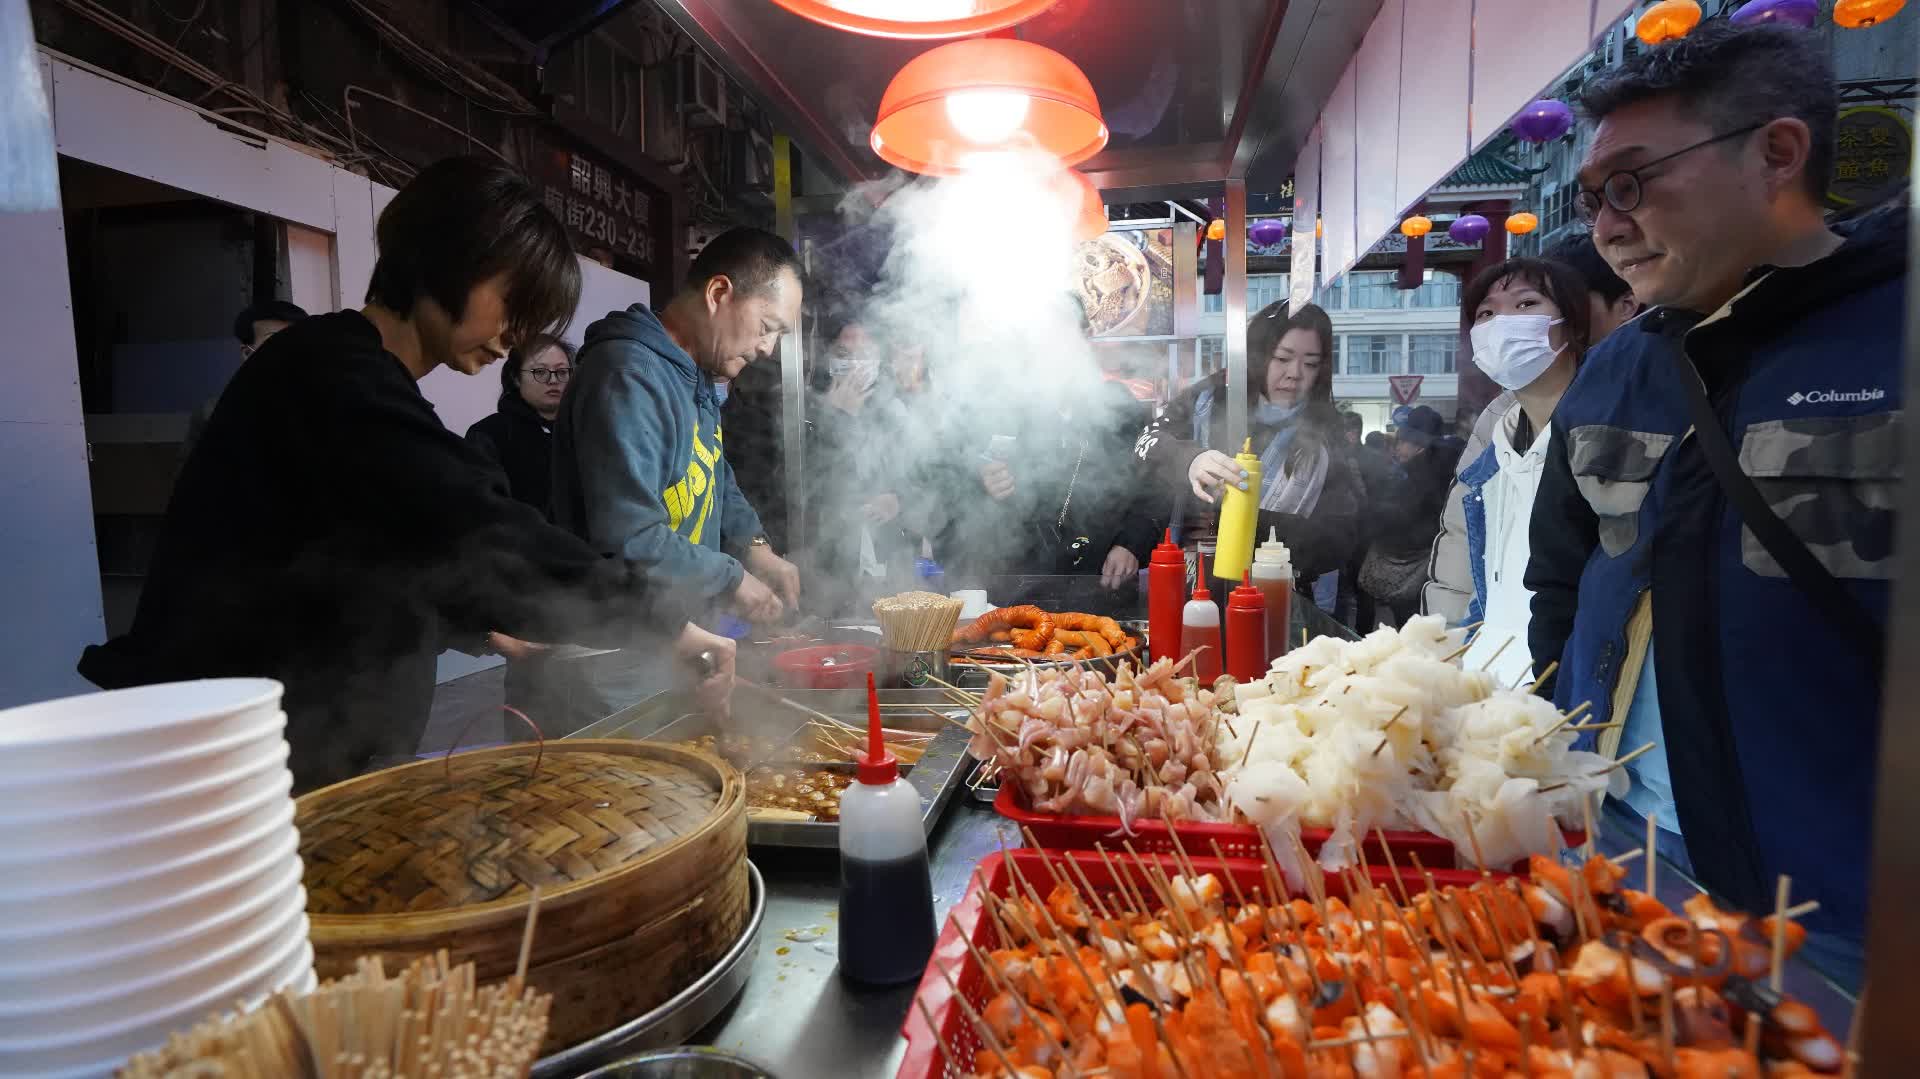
top-left (992, 781), bottom-right (1468, 869)
top-left (897, 848), bottom-right (1481, 1079)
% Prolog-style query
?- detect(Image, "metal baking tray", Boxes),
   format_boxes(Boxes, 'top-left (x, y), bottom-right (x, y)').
top-left (532, 862), bottom-right (766, 1077)
top-left (567, 686), bottom-right (974, 849)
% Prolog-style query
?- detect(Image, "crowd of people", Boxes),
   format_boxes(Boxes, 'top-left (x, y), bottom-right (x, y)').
top-left (72, 19), bottom-right (1895, 993)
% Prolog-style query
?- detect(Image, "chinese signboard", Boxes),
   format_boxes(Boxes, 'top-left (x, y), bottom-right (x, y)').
top-left (1829, 106), bottom-right (1911, 208)
top-left (535, 144), bottom-right (664, 280)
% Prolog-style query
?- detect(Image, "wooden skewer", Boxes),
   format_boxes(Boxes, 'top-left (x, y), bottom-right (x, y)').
top-left (514, 887), bottom-right (542, 983)
top-left (1460, 812), bottom-right (1491, 877)
top-left (953, 912), bottom-right (1079, 1078)
top-left (1580, 790), bottom-right (1598, 861)
top-left (1782, 900), bottom-right (1821, 920)
top-left (1529, 701), bottom-right (1596, 745)
top-left (1525, 660), bottom-right (1559, 695)
top-left (933, 961), bottom-right (1021, 1078)
top-left (1093, 842), bottom-right (1145, 916)
top-left (1061, 850), bottom-right (1115, 924)
top-left (1477, 636), bottom-right (1515, 671)
top-left (1371, 705), bottom-right (1412, 757)
top-left (1610, 847), bottom-right (1645, 867)
top-left (1306, 1030), bottom-right (1411, 1051)
top-left (1771, 875), bottom-right (1793, 993)
top-left (911, 998), bottom-right (956, 1077)
top-left (1658, 978), bottom-right (1677, 1073)
top-left (1646, 812), bottom-right (1659, 896)
top-left (1843, 986), bottom-right (1866, 1079)
top-left (1538, 741), bottom-right (1658, 792)
top-left (1208, 839), bottom-right (1250, 909)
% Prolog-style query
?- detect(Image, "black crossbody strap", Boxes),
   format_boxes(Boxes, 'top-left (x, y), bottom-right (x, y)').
top-left (1678, 358), bottom-right (1885, 677)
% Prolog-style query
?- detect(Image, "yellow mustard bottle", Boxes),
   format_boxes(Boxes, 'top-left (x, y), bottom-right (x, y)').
top-left (1211, 437), bottom-right (1262, 583)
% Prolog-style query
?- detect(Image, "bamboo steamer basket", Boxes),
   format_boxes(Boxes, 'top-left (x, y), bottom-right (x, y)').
top-left (295, 740), bottom-right (747, 1053)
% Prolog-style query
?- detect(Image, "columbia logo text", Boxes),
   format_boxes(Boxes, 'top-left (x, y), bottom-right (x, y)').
top-left (1787, 388), bottom-right (1885, 406)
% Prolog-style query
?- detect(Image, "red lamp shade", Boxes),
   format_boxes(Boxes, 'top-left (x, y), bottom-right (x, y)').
top-left (1206, 219), bottom-right (1227, 242)
top-left (1834, 0), bottom-right (1905, 26)
top-left (1506, 212), bottom-right (1539, 235)
top-left (1637, 0), bottom-right (1702, 44)
top-left (1400, 215), bottom-right (1433, 238)
top-left (1060, 168), bottom-right (1107, 242)
top-left (871, 38), bottom-right (1108, 176)
top-left (767, 0), bottom-right (1061, 39)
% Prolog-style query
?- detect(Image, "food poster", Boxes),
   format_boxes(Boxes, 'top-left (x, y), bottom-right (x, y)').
top-left (1075, 227), bottom-right (1174, 337)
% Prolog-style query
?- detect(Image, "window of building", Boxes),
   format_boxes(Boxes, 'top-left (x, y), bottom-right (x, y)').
top-left (1248, 273), bottom-right (1290, 314)
top-left (1203, 291), bottom-right (1223, 314)
top-left (1409, 332), bottom-right (1459, 374)
top-left (1197, 335), bottom-right (1224, 373)
top-left (1344, 333), bottom-right (1403, 375)
top-left (1407, 270), bottom-right (1460, 308)
top-left (1343, 270), bottom-right (1401, 310)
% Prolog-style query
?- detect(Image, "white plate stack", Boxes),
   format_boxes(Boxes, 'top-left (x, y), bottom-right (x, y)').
top-left (0, 679), bottom-right (314, 1077)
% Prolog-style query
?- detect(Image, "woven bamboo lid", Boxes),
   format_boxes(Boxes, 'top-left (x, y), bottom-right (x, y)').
top-left (297, 740), bottom-right (739, 918)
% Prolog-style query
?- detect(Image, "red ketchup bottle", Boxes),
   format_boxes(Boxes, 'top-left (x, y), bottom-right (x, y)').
top-left (1147, 529), bottom-right (1185, 664)
top-left (1180, 551), bottom-right (1223, 683)
top-left (1226, 572), bottom-right (1268, 682)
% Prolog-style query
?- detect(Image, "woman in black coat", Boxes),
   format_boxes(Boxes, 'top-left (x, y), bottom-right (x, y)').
top-left (465, 334), bottom-right (573, 518)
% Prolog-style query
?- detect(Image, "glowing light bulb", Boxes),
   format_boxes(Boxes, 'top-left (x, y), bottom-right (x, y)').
top-left (831, 0), bottom-right (979, 15)
top-left (945, 90), bottom-right (1031, 143)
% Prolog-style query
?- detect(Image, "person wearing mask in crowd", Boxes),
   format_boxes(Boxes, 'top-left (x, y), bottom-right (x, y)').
top-left (1421, 258), bottom-right (1593, 686)
top-left (186, 299), bottom-right (310, 449)
top-left (1357, 405), bottom-right (1460, 626)
top-left (1544, 231), bottom-right (1642, 344)
top-left (552, 227), bottom-right (804, 722)
top-left (466, 335), bottom-right (572, 517)
top-left (1527, 23), bottom-right (1902, 989)
top-left (953, 296), bottom-right (1167, 600)
top-left (77, 157), bottom-right (728, 792)
top-left (1135, 301), bottom-right (1361, 602)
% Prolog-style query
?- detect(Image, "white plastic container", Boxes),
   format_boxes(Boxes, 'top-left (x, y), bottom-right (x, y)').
top-left (837, 675), bottom-right (936, 986)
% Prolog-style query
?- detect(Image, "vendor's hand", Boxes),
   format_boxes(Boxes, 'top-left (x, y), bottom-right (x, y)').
top-left (1101, 546), bottom-right (1141, 590)
top-left (863, 492), bottom-right (901, 525)
top-left (730, 570), bottom-right (785, 624)
top-left (675, 623), bottom-right (736, 720)
top-left (486, 632), bottom-right (549, 661)
top-left (1188, 450), bottom-right (1250, 503)
top-left (981, 461), bottom-right (1017, 501)
top-left (745, 544), bottom-right (802, 609)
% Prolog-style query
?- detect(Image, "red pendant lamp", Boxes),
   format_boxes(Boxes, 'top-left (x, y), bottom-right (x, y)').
top-left (766, 0), bottom-right (1062, 39)
top-left (871, 38), bottom-right (1108, 176)
top-left (1060, 168), bottom-right (1107, 242)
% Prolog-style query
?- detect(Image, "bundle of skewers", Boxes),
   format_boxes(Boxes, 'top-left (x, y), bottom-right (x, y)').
top-left (877, 591), bottom-right (968, 655)
top-left (905, 825), bottom-right (1852, 1079)
top-left (117, 952), bottom-right (550, 1078)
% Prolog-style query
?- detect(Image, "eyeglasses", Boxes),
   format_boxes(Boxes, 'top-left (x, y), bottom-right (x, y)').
top-left (1574, 124), bottom-right (1763, 225)
top-left (525, 368), bottom-right (571, 384)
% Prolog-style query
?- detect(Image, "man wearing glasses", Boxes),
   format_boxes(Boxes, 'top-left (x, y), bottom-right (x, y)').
top-left (1525, 22), bottom-right (1903, 991)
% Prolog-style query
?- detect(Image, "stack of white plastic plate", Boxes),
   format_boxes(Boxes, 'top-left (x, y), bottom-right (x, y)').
top-left (0, 679), bottom-right (315, 1077)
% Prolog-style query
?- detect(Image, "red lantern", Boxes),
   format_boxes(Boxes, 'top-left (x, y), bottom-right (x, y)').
top-left (1400, 215), bottom-right (1433, 238)
top-left (871, 39), bottom-right (1107, 176)
top-left (1834, 0), bottom-right (1906, 26)
top-left (1506, 213), bottom-right (1539, 235)
top-left (768, 0), bottom-right (1060, 39)
top-left (1637, 0), bottom-right (1702, 44)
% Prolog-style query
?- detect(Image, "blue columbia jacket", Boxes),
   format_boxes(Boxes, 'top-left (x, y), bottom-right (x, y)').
top-left (552, 305), bottom-right (765, 618)
top-left (1526, 208), bottom-right (1905, 943)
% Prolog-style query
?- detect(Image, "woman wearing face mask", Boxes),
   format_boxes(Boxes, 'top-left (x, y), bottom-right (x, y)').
top-left (1135, 301), bottom-right (1362, 600)
top-left (1422, 257), bottom-right (1592, 687)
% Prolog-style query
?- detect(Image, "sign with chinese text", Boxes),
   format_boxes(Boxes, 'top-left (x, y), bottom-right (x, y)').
top-left (534, 145), bottom-right (664, 279)
top-left (1388, 374), bottom-right (1424, 405)
top-left (1829, 106), bottom-right (1912, 208)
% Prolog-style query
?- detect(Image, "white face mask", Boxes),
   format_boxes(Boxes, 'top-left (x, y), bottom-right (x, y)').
top-left (1469, 314), bottom-right (1565, 391)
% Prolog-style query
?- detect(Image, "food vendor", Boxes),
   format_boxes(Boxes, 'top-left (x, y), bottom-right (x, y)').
top-left (549, 227), bottom-right (804, 722)
top-left (1527, 22), bottom-right (1903, 990)
top-left (1133, 299), bottom-right (1364, 603)
top-left (76, 156), bottom-right (730, 793)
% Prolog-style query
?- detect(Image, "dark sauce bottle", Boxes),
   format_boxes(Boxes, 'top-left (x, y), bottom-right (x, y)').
top-left (837, 674), bottom-right (936, 985)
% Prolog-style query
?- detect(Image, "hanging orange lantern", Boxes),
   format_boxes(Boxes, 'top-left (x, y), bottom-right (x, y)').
top-left (1506, 212), bottom-right (1540, 235)
top-left (768, 0), bottom-right (1061, 39)
top-left (1400, 215), bottom-right (1433, 238)
top-left (1060, 168), bottom-right (1107, 242)
top-left (1834, 0), bottom-right (1906, 26)
top-left (1206, 219), bottom-right (1227, 241)
top-left (870, 38), bottom-right (1107, 176)
top-left (1637, 0), bottom-right (1702, 44)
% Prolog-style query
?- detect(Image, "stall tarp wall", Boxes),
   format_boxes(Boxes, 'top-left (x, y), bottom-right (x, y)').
top-left (1, 54), bottom-right (652, 704)
top-left (1306, 0), bottom-right (1636, 286)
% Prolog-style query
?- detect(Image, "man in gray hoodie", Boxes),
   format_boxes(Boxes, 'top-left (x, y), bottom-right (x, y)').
top-left (551, 228), bottom-right (803, 719)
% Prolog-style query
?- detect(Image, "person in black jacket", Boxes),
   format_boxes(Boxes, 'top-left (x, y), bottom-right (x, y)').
top-left (466, 335), bottom-right (573, 517)
top-left (1359, 406), bottom-right (1460, 626)
top-left (77, 157), bottom-right (729, 792)
top-left (1133, 300), bottom-right (1363, 601)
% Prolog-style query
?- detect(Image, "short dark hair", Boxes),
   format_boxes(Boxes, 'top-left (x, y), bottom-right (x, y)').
top-left (1578, 21), bottom-right (1835, 200)
top-left (1342, 412), bottom-right (1364, 432)
top-left (1247, 300), bottom-right (1336, 408)
top-left (232, 300), bottom-right (308, 346)
top-left (684, 227), bottom-right (802, 299)
top-left (1460, 256), bottom-right (1596, 361)
top-left (1364, 431), bottom-right (1390, 451)
top-left (500, 334), bottom-right (575, 395)
top-left (1543, 232), bottom-right (1632, 304)
top-left (366, 156), bottom-right (581, 346)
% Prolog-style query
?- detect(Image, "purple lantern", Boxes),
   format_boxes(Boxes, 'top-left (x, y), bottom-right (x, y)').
top-left (1448, 214), bottom-right (1491, 244)
top-left (1730, 0), bottom-right (1818, 26)
top-left (1249, 218), bottom-right (1289, 247)
top-left (1511, 99), bottom-right (1574, 143)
